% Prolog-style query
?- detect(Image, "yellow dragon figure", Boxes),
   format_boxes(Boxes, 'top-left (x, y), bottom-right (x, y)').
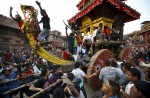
top-left (20, 5), bottom-right (36, 33)
top-left (20, 5), bottom-right (74, 66)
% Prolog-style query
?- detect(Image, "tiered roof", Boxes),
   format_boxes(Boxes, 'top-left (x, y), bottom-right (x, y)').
top-left (69, 0), bottom-right (140, 23)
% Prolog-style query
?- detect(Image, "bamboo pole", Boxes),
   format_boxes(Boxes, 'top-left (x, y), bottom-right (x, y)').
top-left (28, 79), bottom-right (62, 98)
top-left (0, 73), bottom-right (41, 84)
top-left (0, 78), bottom-right (18, 84)
top-left (3, 80), bottom-right (38, 94)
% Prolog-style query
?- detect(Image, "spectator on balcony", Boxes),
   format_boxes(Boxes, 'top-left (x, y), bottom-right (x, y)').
top-left (104, 26), bottom-right (111, 41)
top-left (111, 25), bottom-right (120, 41)
top-left (95, 23), bottom-right (106, 41)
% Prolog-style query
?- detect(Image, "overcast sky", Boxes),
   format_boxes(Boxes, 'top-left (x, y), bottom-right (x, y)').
top-left (0, 0), bottom-right (150, 35)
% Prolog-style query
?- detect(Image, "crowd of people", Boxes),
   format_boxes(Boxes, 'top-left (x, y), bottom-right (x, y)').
top-left (10, 1), bottom-right (50, 43)
top-left (0, 44), bottom-right (150, 98)
top-left (1, 1), bottom-right (150, 98)
top-left (0, 46), bottom-right (98, 98)
top-left (98, 45), bottom-right (150, 98)
top-left (64, 22), bottom-right (121, 60)
top-left (9, 0), bottom-right (122, 62)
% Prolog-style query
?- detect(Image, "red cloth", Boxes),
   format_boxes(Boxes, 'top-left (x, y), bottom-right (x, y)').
top-left (25, 69), bottom-right (33, 75)
top-left (33, 18), bottom-right (39, 42)
top-left (104, 28), bottom-right (110, 36)
top-left (17, 21), bottom-right (23, 29)
top-left (34, 33), bottom-right (38, 42)
top-left (76, 35), bottom-right (82, 46)
top-left (21, 69), bottom-right (33, 78)
top-left (62, 51), bottom-right (68, 60)
top-left (77, 0), bottom-right (85, 10)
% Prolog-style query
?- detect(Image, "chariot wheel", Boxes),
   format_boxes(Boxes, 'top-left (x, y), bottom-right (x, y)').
top-left (119, 45), bottom-right (132, 61)
top-left (87, 49), bottom-right (114, 91)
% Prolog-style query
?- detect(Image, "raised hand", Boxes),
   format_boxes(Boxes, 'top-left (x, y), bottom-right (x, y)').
top-left (10, 6), bottom-right (13, 10)
top-left (39, 88), bottom-right (44, 92)
top-left (35, 1), bottom-right (41, 6)
top-left (65, 26), bottom-right (68, 31)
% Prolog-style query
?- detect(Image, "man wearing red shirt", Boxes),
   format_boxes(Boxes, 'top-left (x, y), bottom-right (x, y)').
top-left (3, 49), bottom-right (13, 62)
top-left (62, 48), bottom-right (68, 60)
top-left (10, 6), bottom-right (39, 42)
top-left (10, 7), bottom-right (24, 30)
top-left (104, 27), bottom-right (111, 41)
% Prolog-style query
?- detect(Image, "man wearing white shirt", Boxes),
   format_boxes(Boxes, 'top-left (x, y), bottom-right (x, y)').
top-left (91, 26), bottom-right (98, 42)
top-left (82, 27), bottom-right (92, 42)
top-left (82, 27), bottom-right (92, 55)
top-left (32, 64), bottom-right (41, 73)
top-left (72, 61), bottom-right (98, 98)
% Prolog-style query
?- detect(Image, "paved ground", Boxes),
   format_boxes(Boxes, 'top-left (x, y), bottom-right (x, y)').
top-left (84, 82), bottom-right (103, 98)
top-left (84, 82), bottom-right (94, 97)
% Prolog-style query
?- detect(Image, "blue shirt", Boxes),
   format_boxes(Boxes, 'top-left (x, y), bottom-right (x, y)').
top-left (118, 73), bottom-right (129, 86)
top-left (67, 36), bottom-right (74, 47)
top-left (1, 72), bottom-right (19, 88)
top-left (99, 66), bottom-right (122, 82)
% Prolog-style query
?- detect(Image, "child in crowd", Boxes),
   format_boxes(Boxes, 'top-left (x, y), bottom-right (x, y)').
top-left (102, 80), bottom-right (120, 98)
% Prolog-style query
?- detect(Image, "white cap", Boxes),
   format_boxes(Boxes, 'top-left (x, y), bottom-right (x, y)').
top-left (139, 62), bottom-right (150, 68)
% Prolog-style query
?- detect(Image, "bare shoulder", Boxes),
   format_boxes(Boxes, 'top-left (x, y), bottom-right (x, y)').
top-left (130, 85), bottom-right (138, 98)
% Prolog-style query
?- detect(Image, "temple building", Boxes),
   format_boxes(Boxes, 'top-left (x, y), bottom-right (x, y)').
top-left (138, 21), bottom-right (150, 45)
top-left (69, 0), bottom-right (141, 91)
top-left (69, 0), bottom-right (140, 40)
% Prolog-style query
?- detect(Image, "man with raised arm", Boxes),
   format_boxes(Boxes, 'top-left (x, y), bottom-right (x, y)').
top-left (35, 1), bottom-right (50, 43)
top-left (9, 7), bottom-right (24, 32)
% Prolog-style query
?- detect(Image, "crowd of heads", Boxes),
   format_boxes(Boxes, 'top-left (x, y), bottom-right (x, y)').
top-left (98, 45), bottom-right (150, 98)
